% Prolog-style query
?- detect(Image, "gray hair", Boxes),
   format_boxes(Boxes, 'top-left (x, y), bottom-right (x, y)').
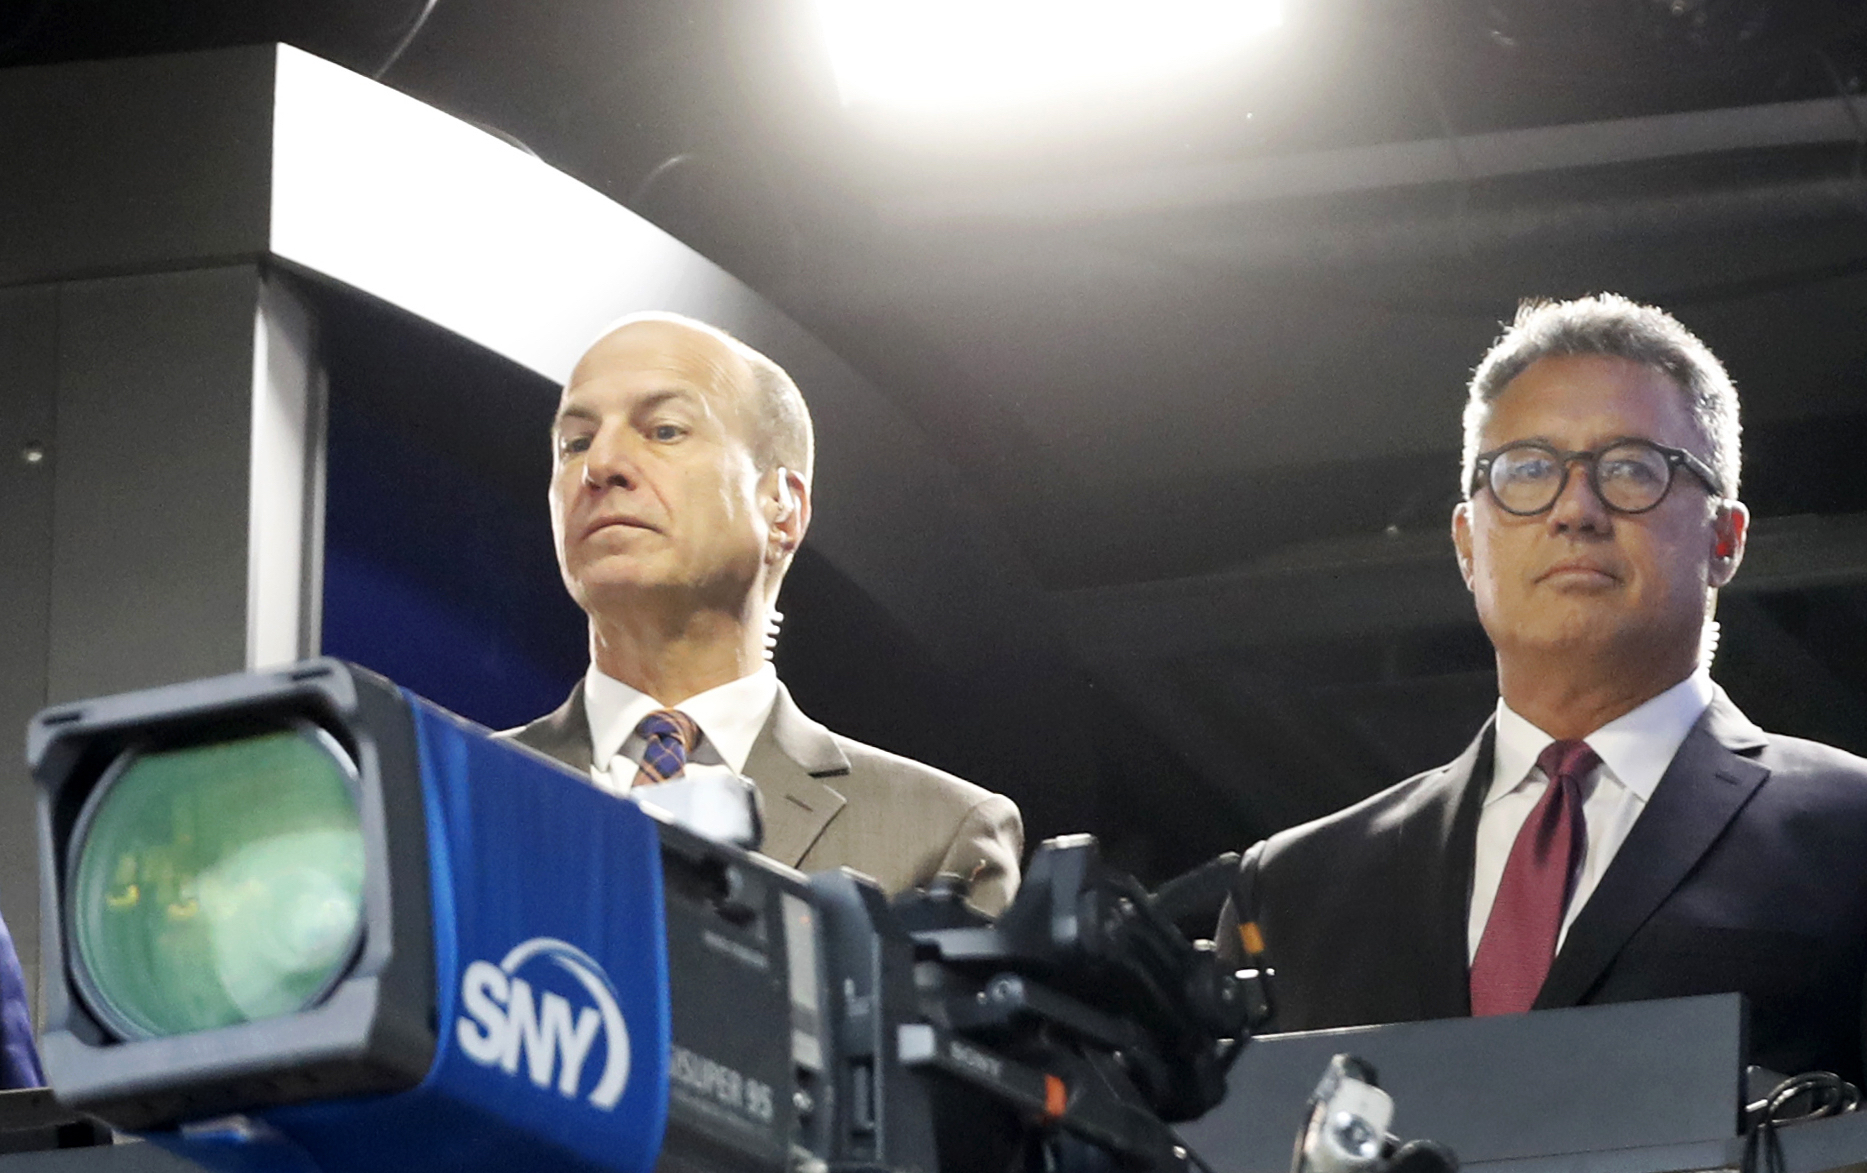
top-left (742, 349), bottom-right (814, 486)
top-left (1460, 294), bottom-right (1741, 500)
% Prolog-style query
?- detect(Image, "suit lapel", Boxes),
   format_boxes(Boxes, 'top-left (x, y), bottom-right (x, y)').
top-left (742, 684), bottom-right (850, 868)
top-left (1534, 691), bottom-right (1770, 1010)
top-left (1410, 721), bottom-right (1495, 1020)
top-left (509, 681), bottom-right (596, 774)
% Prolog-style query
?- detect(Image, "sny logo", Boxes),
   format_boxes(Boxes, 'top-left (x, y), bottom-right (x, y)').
top-left (455, 938), bottom-right (630, 1109)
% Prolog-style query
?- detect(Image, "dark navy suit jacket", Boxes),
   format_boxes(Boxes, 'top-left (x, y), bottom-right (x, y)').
top-left (1222, 691), bottom-right (1867, 1084)
top-left (0, 907), bottom-right (41, 1088)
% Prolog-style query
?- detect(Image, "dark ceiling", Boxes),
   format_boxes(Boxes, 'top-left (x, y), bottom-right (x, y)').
top-left (14, 0), bottom-right (1867, 889)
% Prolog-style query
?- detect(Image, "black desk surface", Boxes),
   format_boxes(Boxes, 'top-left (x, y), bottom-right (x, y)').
top-left (1178, 994), bottom-right (1746, 1173)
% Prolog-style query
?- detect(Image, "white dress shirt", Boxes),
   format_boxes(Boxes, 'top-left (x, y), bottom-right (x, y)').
top-left (1466, 669), bottom-right (1715, 962)
top-left (582, 662), bottom-right (780, 797)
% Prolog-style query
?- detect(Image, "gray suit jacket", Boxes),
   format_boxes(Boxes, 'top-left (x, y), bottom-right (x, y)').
top-left (499, 680), bottom-right (1024, 914)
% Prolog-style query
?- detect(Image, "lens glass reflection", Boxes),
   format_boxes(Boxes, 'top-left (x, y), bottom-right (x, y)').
top-left (70, 727), bottom-right (365, 1039)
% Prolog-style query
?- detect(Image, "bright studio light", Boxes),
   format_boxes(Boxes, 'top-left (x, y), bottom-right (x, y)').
top-left (814, 0), bottom-right (1284, 112)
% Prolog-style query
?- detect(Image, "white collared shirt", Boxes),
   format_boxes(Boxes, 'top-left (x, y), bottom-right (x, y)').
top-left (1466, 669), bottom-right (1715, 962)
top-left (582, 662), bottom-right (780, 797)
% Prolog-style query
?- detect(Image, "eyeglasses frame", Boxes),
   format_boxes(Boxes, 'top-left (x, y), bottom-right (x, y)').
top-left (1469, 437), bottom-right (1726, 517)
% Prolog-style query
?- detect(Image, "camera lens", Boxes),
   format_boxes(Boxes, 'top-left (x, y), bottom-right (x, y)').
top-left (68, 725), bottom-right (365, 1040)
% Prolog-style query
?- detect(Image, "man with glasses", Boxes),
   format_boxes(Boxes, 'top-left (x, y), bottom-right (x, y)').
top-left (1222, 294), bottom-right (1867, 1083)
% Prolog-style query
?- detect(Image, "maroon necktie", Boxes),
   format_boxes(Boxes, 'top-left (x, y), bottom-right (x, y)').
top-left (1469, 739), bottom-right (1599, 1017)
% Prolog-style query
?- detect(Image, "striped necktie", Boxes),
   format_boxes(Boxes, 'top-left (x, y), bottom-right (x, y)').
top-left (632, 709), bottom-right (701, 789)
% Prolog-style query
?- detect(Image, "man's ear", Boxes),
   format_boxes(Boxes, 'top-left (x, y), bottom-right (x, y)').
top-left (767, 467), bottom-right (811, 558)
top-left (1452, 501), bottom-right (1476, 591)
top-left (1708, 498), bottom-right (1749, 588)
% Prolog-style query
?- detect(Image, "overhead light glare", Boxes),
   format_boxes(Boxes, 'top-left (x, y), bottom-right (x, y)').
top-left (813, 0), bottom-right (1284, 113)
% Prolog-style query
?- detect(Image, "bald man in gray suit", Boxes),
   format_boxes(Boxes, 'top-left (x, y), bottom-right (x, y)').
top-left (502, 313), bottom-right (1021, 913)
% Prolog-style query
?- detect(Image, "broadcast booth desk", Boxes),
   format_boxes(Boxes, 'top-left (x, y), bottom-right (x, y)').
top-left (10, 993), bottom-right (1867, 1173)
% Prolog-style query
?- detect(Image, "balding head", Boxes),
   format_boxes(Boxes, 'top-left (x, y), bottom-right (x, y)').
top-left (582, 312), bottom-right (814, 487)
top-left (550, 311), bottom-right (816, 657)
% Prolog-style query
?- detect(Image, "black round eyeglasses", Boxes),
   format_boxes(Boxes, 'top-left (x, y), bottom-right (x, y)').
top-left (1470, 438), bottom-right (1725, 517)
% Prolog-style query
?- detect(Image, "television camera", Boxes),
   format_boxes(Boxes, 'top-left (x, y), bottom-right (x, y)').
top-left (28, 659), bottom-right (1269, 1173)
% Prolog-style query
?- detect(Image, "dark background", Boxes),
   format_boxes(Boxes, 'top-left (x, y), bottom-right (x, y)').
top-left (14, 0), bottom-right (1867, 890)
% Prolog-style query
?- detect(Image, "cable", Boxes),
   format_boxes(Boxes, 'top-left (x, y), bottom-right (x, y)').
top-left (1741, 1071), bottom-right (1860, 1173)
top-left (374, 0), bottom-right (441, 81)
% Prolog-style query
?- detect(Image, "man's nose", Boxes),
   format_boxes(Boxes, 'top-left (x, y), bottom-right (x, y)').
top-left (580, 428), bottom-right (639, 491)
top-left (1546, 459), bottom-right (1610, 533)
